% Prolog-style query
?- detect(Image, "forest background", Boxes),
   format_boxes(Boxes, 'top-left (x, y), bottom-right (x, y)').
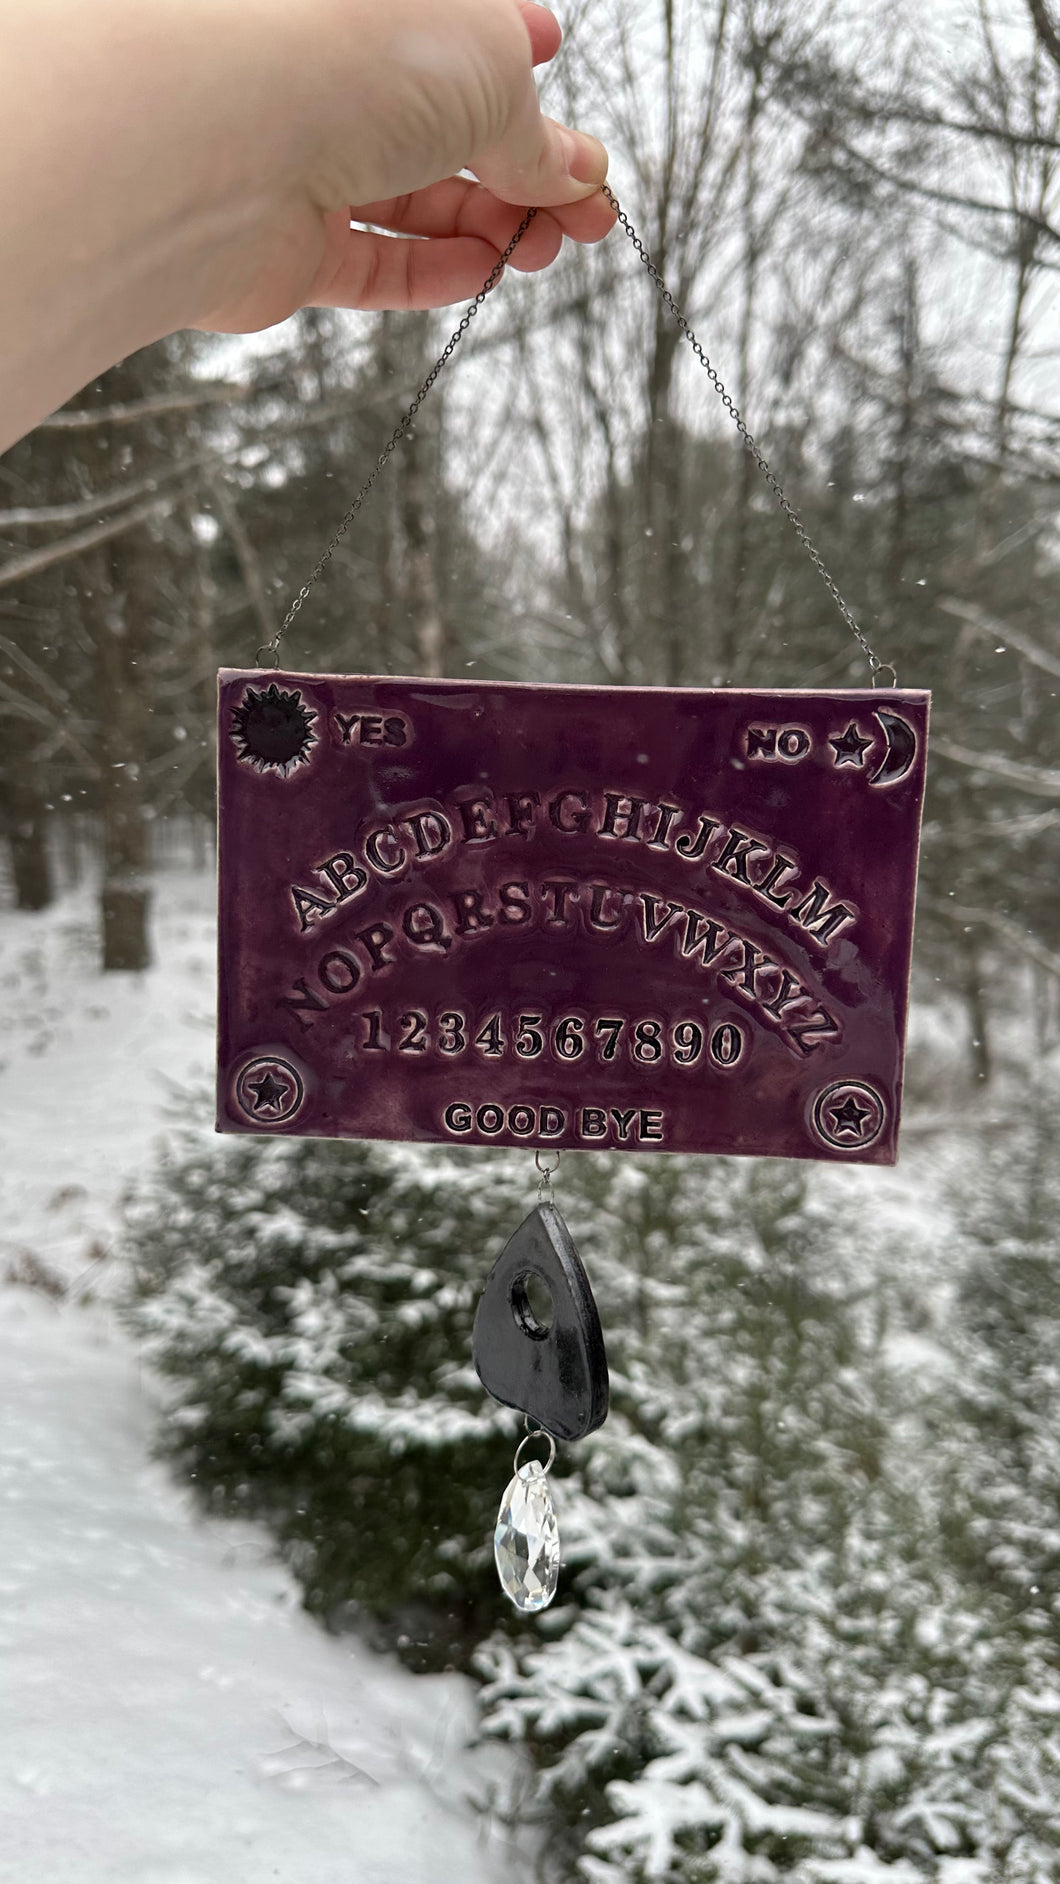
top-left (2, 0), bottom-right (1060, 1878)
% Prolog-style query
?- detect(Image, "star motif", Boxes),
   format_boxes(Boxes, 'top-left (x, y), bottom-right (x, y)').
top-left (828, 1094), bottom-right (872, 1136)
top-left (233, 1055), bottom-right (305, 1128)
top-left (812, 1080), bottom-right (886, 1153)
top-left (829, 721), bottom-right (873, 767)
top-left (246, 1069), bottom-right (290, 1113)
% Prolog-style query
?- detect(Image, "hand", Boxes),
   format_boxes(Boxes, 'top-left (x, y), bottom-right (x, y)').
top-left (195, 0), bottom-right (614, 331)
top-left (0, 0), bottom-right (612, 451)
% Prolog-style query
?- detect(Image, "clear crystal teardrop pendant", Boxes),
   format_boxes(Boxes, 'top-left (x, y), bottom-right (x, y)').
top-left (494, 1424), bottom-right (560, 1613)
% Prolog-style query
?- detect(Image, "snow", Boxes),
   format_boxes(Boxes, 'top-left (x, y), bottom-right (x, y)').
top-left (802, 1857), bottom-right (924, 1883)
top-left (0, 868), bottom-right (527, 1883)
top-left (0, 870), bottom-right (215, 1289)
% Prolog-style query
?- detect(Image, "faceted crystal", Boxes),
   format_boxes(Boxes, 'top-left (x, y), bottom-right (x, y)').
top-left (494, 1461), bottom-right (560, 1612)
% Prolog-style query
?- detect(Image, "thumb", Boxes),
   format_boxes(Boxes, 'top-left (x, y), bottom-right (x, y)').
top-left (471, 82), bottom-right (607, 207)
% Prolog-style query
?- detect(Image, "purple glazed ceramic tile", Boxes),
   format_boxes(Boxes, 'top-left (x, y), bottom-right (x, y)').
top-left (217, 672), bottom-right (929, 1164)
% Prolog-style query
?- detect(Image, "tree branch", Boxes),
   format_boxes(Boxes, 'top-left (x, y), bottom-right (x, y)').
top-left (0, 630), bottom-right (73, 704)
top-left (1028, 0), bottom-right (1060, 74)
top-left (209, 475), bottom-right (276, 649)
top-left (0, 496), bottom-right (173, 591)
top-left (932, 737), bottom-right (1060, 798)
top-left (0, 674), bottom-right (98, 771)
top-left (34, 383), bottom-right (258, 430)
top-left (0, 445), bottom-right (232, 528)
top-left (938, 597), bottom-right (1060, 680)
top-left (920, 891), bottom-right (1060, 979)
top-left (819, 136), bottom-right (1060, 250)
top-left (775, 55), bottom-right (1060, 153)
top-left (873, 98), bottom-right (1060, 153)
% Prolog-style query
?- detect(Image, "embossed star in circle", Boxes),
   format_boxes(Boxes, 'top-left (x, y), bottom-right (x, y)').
top-left (247, 1069), bottom-right (290, 1113)
top-left (234, 1055), bottom-right (306, 1127)
top-left (829, 721), bottom-right (873, 766)
top-left (811, 1080), bottom-right (886, 1154)
top-left (828, 1094), bottom-right (872, 1136)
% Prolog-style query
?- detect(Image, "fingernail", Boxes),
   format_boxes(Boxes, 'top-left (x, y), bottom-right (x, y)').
top-left (561, 129), bottom-right (608, 187)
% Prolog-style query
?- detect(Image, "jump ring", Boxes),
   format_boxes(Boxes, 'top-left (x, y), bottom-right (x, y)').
top-left (535, 1149), bottom-right (561, 1178)
top-left (872, 662), bottom-right (899, 689)
top-left (514, 1425), bottom-right (556, 1477)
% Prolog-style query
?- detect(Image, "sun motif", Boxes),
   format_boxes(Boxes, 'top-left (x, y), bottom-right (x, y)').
top-left (231, 683), bottom-right (316, 775)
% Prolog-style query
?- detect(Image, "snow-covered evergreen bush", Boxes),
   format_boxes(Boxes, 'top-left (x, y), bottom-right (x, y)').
top-left (942, 1088), bottom-right (1060, 1629)
top-left (478, 1154), bottom-right (1060, 1880)
top-left (124, 1126), bottom-right (1060, 1877)
top-left (124, 1134), bottom-right (530, 1654)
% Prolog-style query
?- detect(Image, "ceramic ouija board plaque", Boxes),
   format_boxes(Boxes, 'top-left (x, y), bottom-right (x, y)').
top-left (216, 672), bottom-right (929, 1164)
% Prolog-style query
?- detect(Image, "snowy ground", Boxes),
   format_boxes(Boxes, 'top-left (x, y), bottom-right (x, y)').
top-left (0, 869), bottom-right (216, 1291)
top-left (0, 868), bottom-right (528, 1884)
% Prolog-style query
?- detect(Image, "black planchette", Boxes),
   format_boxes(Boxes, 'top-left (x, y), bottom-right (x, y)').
top-left (473, 1203), bottom-right (609, 1441)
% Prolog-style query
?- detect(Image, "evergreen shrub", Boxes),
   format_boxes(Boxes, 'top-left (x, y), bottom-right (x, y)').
top-left (124, 1134), bottom-right (527, 1659)
top-left (123, 1119), bottom-right (1060, 1878)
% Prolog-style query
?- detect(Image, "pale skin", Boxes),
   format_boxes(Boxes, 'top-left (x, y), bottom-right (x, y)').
top-left (0, 0), bottom-right (612, 453)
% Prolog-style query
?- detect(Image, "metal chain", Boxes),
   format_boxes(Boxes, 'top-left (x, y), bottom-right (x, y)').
top-left (263, 188), bottom-right (895, 685)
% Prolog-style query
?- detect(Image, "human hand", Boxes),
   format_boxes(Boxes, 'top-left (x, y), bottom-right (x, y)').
top-left (0, 0), bottom-right (612, 450)
top-left (195, 0), bottom-right (613, 332)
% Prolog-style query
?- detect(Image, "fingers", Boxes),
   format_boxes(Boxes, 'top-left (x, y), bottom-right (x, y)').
top-left (547, 190), bottom-right (616, 243)
top-left (311, 222), bottom-right (563, 312)
top-left (517, 1), bottom-right (562, 66)
top-left (311, 152), bottom-right (618, 316)
top-left (351, 176), bottom-right (612, 257)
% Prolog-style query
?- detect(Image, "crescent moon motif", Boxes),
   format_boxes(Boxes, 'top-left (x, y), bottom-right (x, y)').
top-left (869, 710), bottom-right (916, 788)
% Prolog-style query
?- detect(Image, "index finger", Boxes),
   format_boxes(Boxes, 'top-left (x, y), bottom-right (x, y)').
top-left (352, 177), bottom-right (614, 249)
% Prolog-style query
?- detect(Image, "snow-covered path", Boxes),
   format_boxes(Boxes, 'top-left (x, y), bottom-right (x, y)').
top-left (0, 1291), bottom-right (522, 1884)
top-left (0, 871), bottom-right (524, 1883)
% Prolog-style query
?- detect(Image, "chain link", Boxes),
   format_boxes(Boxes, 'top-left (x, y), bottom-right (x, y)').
top-left (262, 189), bottom-right (893, 684)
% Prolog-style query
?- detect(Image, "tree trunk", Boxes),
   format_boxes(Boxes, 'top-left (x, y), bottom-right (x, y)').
top-left (402, 432), bottom-right (445, 677)
top-left (7, 803), bottom-right (52, 910)
top-left (98, 636), bottom-right (151, 970)
top-left (722, 28), bottom-right (764, 684)
top-left (962, 948), bottom-right (992, 1088)
top-left (644, 302), bottom-right (684, 687)
top-left (2, 710), bottom-right (53, 908)
top-left (85, 538), bottom-right (152, 971)
top-left (66, 362), bottom-right (167, 973)
top-left (399, 314), bottom-right (446, 678)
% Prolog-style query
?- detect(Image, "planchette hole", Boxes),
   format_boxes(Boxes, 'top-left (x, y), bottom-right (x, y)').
top-left (510, 1271), bottom-right (554, 1339)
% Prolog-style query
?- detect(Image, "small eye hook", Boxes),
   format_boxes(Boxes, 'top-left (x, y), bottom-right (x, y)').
top-left (535, 1147), bottom-right (561, 1201)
